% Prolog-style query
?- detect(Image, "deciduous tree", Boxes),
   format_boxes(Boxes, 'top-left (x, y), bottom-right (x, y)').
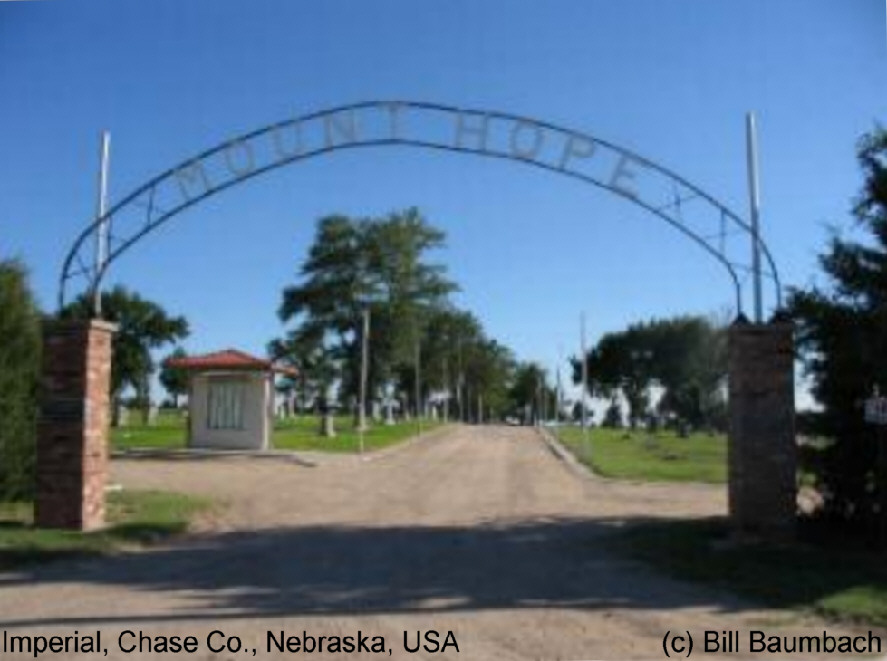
top-left (61, 286), bottom-right (189, 424)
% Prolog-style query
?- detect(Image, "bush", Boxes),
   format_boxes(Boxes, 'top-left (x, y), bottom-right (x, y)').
top-left (0, 259), bottom-right (42, 500)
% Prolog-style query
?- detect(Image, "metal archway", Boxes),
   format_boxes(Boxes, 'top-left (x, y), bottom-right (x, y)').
top-left (58, 101), bottom-right (782, 315)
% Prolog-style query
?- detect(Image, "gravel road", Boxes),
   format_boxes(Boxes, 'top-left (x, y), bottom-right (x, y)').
top-left (0, 425), bottom-right (875, 660)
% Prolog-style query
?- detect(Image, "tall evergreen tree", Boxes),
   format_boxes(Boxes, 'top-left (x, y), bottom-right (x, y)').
top-left (0, 258), bottom-right (41, 500)
top-left (788, 127), bottom-right (887, 530)
top-left (278, 208), bottom-right (457, 424)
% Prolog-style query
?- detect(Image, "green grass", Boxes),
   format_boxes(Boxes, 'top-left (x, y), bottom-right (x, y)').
top-left (113, 412), bottom-right (187, 449)
top-left (609, 517), bottom-right (887, 626)
top-left (112, 410), bottom-right (440, 453)
top-left (273, 416), bottom-right (440, 452)
top-left (556, 426), bottom-right (727, 483)
top-left (0, 490), bottom-right (211, 570)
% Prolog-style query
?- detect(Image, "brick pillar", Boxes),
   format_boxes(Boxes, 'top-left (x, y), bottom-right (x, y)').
top-left (36, 319), bottom-right (116, 530)
top-left (727, 320), bottom-right (796, 539)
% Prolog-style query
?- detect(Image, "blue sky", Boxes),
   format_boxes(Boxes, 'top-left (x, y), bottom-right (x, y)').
top-left (1, 0), bottom-right (885, 401)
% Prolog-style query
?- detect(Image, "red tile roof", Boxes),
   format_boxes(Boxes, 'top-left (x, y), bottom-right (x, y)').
top-left (165, 349), bottom-right (298, 377)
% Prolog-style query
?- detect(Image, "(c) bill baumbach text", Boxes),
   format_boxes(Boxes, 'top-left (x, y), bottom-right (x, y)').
top-left (1, 628), bottom-right (461, 657)
top-left (703, 630), bottom-right (881, 655)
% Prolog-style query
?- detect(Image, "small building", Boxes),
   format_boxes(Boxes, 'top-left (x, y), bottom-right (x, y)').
top-left (165, 349), bottom-right (297, 451)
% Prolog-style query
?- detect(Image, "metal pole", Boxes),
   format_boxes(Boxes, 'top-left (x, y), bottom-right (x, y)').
top-left (541, 377), bottom-right (547, 424)
top-left (358, 306), bottom-right (370, 454)
top-left (457, 337), bottom-right (464, 423)
top-left (93, 130), bottom-right (111, 317)
top-left (580, 312), bottom-right (590, 460)
top-left (746, 112), bottom-right (764, 323)
top-left (415, 323), bottom-right (422, 436)
top-left (442, 356), bottom-right (450, 423)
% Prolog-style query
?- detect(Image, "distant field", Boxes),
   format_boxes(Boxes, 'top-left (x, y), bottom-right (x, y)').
top-left (111, 410), bottom-right (440, 453)
top-left (555, 426), bottom-right (727, 483)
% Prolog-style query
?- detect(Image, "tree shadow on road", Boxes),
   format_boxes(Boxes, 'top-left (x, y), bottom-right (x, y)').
top-left (0, 515), bottom-right (794, 628)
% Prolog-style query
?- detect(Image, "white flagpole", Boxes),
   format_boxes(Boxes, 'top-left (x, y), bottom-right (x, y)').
top-left (746, 112), bottom-right (763, 323)
top-left (358, 306), bottom-right (370, 454)
top-left (93, 130), bottom-right (111, 317)
top-left (580, 312), bottom-right (590, 461)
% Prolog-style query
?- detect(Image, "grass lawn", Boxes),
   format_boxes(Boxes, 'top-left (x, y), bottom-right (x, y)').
top-left (0, 490), bottom-right (211, 570)
top-left (555, 426), bottom-right (727, 483)
top-left (112, 410), bottom-right (440, 453)
top-left (112, 409), bottom-right (187, 449)
top-left (610, 517), bottom-right (887, 626)
top-left (273, 416), bottom-right (440, 452)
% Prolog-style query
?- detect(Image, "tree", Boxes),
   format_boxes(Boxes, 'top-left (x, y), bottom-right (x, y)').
top-left (461, 338), bottom-right (516, 422)
top-left (61, 286), bottom-right (189, 424)
top-left (509, 362), bottom-right (551, 425)
top-left (647, 316), bottom-right (727, 430)
top-left (278, 209), bottom-right (457, 428)
top-left (787, 127), bottom-right (887, 532)
top-left (572, 329), bottom-right (654, 428)
top-left (602, 399), bottom-right (623, 428)
top-left (159, 347), bottom-right (189, 408)
top-left (268, 334), bottom-right (321, 414)
top-left (0, 258), bottom-right (41, 500)
top-left (573, 315), bottom-right (727, 430)
top-left (268, 326), bottom-right (339, 435)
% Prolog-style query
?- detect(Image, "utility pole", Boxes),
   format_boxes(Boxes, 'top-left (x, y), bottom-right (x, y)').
top-left (457, 337), bottom-right (464, 423)
top-left (541, 377), bottom-right (547, 424)
top-left (442, 356), bottom-right (450, 423)
top-left (415, 323), bottom-right (422, 436)
top-left (93, 131), bottom-right (111, 317)
top-left (358, 306), bottom-right (370, 454)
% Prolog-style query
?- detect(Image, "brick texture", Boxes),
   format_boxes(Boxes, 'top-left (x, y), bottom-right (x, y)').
top-left (35, 319), bottom-right (115, 530)
top-left (727, 320), bottom-right (797, 539)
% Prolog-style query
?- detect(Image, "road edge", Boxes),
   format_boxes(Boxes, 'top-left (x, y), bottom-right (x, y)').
top-left (535, 426), bottom-right (597, 480)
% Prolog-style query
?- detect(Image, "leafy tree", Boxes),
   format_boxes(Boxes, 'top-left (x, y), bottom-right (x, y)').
top-left (278, 209), bottom-right (457, 427)
top-left (573, 315), bottom-right (727, 430)
top-left (787, 127), bottom-right (887, 532)
top-left (61, 286), bottom-right (189, 424)
top-left (159, 347), bottom-right (189, 408)
top-left (268, 334), bottom-right (320, 414)
top-left (417, 308), bottom-right (472, 419)
top-left (0, 258), bottom-right (41, 500)
top-left (509, 362), bottom-right (552, 425)
top-left (268, 327), bottom-right (339, 434)
top-left (573, 330), bottom-right (654, 428)
top-left (571, 401), bottom-right (586, 424)
top-left (602, 398), bottom-right (623, 428)
top-left (462, 338), bottom-right (516, 422)
top-left (649, 316), bottom-right (727, 429)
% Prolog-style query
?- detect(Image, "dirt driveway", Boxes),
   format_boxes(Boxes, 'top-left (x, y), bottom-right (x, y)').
top-left (0, 426), bottom-right (872, 660)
